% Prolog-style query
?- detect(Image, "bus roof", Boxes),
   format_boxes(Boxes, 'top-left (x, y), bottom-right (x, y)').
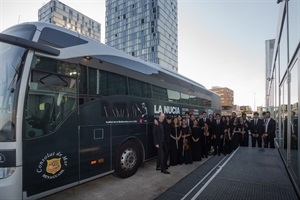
top-left (8, 22), bottom-right (217, 97)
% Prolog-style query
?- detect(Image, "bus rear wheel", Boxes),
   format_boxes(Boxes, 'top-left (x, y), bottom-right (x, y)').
top-left (114, 140), bottom-right (142, 178)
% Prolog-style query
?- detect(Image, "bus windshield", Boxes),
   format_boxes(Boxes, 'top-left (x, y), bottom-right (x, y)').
top-left (0, 42), bottom-right (27, 141)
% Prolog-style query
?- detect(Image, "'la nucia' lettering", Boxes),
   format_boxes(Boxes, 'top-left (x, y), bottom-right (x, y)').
top-left (154, 105), bottom-right (180, 114)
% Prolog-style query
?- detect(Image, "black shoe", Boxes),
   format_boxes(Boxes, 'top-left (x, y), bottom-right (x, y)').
top-left (161, 170), bottom-right (170, 174)
top-left (205, 155), bottom-right (208, 158)
top-left (156, 167), bottom-right (161, 171)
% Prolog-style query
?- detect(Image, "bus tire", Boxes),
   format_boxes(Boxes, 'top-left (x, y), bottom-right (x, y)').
top-left (114, 140), bottom-right (142, 178)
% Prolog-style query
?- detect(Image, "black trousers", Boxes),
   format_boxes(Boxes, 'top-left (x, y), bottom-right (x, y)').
top-left (263, 136), bottom-right (275, 148)
top-left (213, 137), bottom-right (223, 155)
top-left (156, 142), bottom-right (168, 171)
top-left (251, 135), bottom-right (262, 147)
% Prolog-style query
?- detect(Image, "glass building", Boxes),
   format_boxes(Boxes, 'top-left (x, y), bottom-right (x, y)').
top-left (266, 0), bottom-right (300, 193)
top-left (105, 0), bottom-right (178, 71)
top-left (38, 0), bottom-right (101, 42)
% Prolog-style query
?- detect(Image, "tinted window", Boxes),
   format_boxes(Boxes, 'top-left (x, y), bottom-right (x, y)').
top-left (89, 68), bottom-right (127, 96)
top-left (32, 56), bottom-right (78, 77)
top-left (129, 78), bottom-right (152, 98)
top-left (152, 85), bottom-right (168, 101)
top-left (89, 68), bottom-right (108, 96)
top-left (107, 72), bottom-right (127, 95)
top-left (38, 27), bottom-right (88, 48)
top-left (24, 71), bottom-right (77, 139)
top-left (3, 24), bottom-right (36, 40)
top-left (79, 65), bottom-right (87, 94)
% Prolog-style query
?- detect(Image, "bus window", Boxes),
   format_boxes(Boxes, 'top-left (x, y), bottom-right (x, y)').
top-left (128, 78), bottom-right (152, 98)
top-left (24, 71), bottom-right (77, 139)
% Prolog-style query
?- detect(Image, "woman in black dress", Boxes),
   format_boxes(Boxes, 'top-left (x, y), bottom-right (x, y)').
top-left (169, 117), bottom-right (182, 166)
top-left (191, 119), bottom-right (202, 161)
top-left (181, 118), bottom-right (193, 164)
top-left (232, 117), bottom-right (241, 150)
top-left (223, 116), bottom-right (232, 155)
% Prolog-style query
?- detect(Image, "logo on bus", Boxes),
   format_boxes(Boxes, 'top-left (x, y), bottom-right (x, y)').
top-left (36, 152), bottom-right (68, 179)
top-left (154, 105), bottom-right (180, 115)
top-left (46, 158), bottom-right (62, 175)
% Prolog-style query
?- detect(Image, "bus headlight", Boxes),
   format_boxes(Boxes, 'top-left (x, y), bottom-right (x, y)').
top-left (0, 167), bottom-right (16, 179)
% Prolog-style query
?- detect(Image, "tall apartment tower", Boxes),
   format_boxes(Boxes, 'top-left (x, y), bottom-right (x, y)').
top-left (105, 0), bottom-right (178, 71)
top-left (265, 39), bottom-right (275, 107)
top-left (38, 0), bottom-right (101, 42)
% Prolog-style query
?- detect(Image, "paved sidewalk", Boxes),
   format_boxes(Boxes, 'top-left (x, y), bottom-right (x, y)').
top-left (156, 147), bottom-right (298, 200)
top-left (42, 157), bottom-right (212, 200)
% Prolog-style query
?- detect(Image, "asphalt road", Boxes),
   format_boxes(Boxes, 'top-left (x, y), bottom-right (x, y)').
top-left (42, 157), bottom-right (211, 200)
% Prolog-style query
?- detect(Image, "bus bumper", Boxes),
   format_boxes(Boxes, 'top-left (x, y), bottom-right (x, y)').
top-left (0, 166), bottom-right (22, 200)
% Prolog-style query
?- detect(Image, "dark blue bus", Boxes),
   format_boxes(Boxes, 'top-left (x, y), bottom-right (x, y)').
top-left (0, 22), bottom-right (221, 199)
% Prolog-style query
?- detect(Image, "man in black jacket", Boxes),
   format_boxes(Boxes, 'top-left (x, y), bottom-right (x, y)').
top-left (262, 111), bottom-right (276, 148)
top-left (212, 113), bottom-right (224, 156)
top-left (153, 112), bottom-right (170, 174)
top-left (249, 112), bottom-right (264, 147)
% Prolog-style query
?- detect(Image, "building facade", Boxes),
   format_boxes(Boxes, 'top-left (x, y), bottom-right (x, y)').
top-left (211, 86), bottom-right (234, 116)
top-left (265, 39), bottom-right (276, 107)
top-left (38, 0), bottom-right (101, 42)
top-left (105, 0), bottom-right (178, 71)
top-left (266, 0), bottom-right (300, 193)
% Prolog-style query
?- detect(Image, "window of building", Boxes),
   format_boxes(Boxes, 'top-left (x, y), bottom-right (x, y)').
top-left (288, 0), bottom-right (300, 60)
top-left (279, 15), bottom-right (288, 80)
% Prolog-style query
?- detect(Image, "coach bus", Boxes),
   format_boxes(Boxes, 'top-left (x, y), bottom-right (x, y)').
top-left (0, 22), bottom-right (221, 199)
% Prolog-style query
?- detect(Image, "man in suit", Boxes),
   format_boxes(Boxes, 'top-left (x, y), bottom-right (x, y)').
top-left (212, 113), bottom-right (224, 156)
top-left (249, 112), bottom-right (264, 147)
top-left (163, 115), bottom-right (172, 169)
top-left (262, 111), bottom-right (276, 148)
top-left (153, 112), bottom-right (170, 174)
top-left (185, 111), bottom-right (191, 127)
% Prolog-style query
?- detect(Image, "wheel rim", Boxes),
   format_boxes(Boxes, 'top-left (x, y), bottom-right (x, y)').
top-left (120, 148), bottom-right (137, 171)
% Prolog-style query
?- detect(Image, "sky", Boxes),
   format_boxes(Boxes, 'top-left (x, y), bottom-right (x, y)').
top-left (0, 0), bottom-right (281, 111)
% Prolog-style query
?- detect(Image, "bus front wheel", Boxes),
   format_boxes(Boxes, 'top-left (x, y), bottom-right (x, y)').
top-left (114, 140), bottom-right (142, 178)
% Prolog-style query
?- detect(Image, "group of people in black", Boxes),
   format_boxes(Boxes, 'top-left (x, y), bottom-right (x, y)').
top-left (153, 110), bottom-right (276, 174)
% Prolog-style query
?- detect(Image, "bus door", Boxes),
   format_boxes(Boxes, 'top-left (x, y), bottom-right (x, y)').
top-left (79, 101), bottom-right (112, 180)
top-left (23, 70), bottom-right (79, 197)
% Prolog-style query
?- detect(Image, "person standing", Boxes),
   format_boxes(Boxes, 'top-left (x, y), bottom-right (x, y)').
top-left (241, 113), bottom-right (250, 147)
top-left (181, 118), bottom-right (193, 164)
top-left (249, 112), bottom-right (264, 147)
top-left (163, 115), bottom-right (172, 169)
top-left (231, 117), bottom-right (241, 150)
top-left (153, 112), bottom-right (170, 174)
top-left (212, 113), bottom-right (224, 156)
top-left (223, 116), bottom-right (232, 155)
top-left (191, 119), bottom-right (202, 161)
top-left (199, 111), bottom-right (210, 158)
top-left (185, 112), bottom-right (191, 127)
top-left (169, 117), bottom-right (182, 166)
top-left (262, 111), bottom-right (276, 148)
